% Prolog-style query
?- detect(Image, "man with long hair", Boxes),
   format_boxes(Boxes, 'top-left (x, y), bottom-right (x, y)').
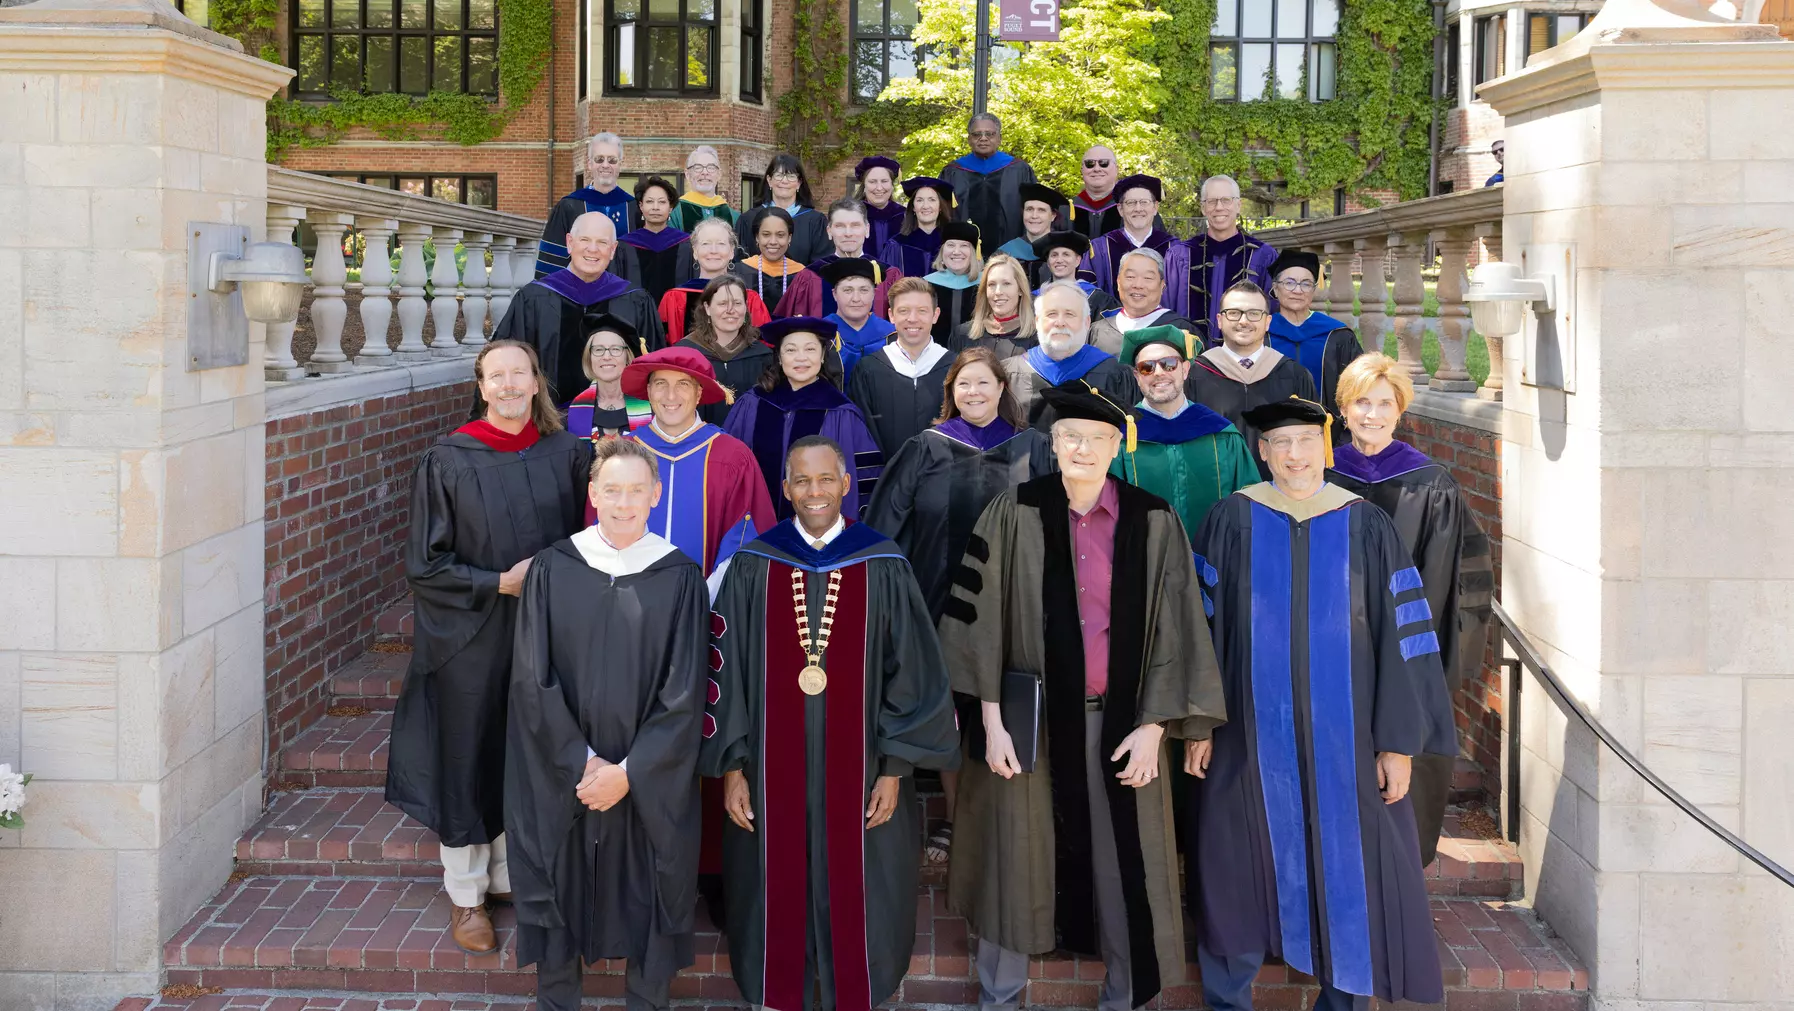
top-left (386, 340), bottom-right (596, 956)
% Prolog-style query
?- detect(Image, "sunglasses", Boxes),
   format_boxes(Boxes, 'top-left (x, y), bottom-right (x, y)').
top-left (1134, 356), bottom-right (1183, 376)
top-left (1084, 159), bottom-right (1112, 169)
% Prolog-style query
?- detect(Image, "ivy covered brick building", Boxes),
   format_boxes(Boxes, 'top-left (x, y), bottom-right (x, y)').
top-left (176, 0), bottom-right (1623, 223)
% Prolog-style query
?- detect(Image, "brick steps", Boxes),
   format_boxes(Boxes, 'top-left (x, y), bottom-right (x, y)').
top-left (135, 650), bottom-right (1582, 1011)
top-left (160, 872), bottom-right (1585, 1009)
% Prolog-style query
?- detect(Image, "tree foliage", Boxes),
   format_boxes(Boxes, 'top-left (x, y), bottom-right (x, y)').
top-left (880, 0), bottom-right (1176, 196)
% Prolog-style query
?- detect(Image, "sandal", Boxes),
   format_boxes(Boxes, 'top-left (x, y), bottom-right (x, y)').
top-left (925, 819), bottom-right (954, 865)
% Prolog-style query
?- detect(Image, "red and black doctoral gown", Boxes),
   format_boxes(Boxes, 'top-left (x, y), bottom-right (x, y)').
top-left (386, 423), bottom-right (594, 848)
top-left (492, 268), bottom-right (666, 406)
top-left (700, 520), bottom-right (959, 1011)
top-left (505, 529), bottom-right (707, 982)
top-left (775, 253), bottom-right (903, 318)
top-left (1190, 483), bottom-right (1454, 1004)
top-left (1327, 441), bottom-right (1494, 865)
top-left (657, 277), bottom-right (773, 346)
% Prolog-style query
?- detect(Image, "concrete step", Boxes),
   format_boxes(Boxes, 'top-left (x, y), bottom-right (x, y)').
top-left (160, 872), bottom-right (1585, 1008)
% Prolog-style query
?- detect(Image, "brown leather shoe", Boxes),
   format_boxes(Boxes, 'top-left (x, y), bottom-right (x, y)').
top-left (450, 903), bottom-right (497, 954)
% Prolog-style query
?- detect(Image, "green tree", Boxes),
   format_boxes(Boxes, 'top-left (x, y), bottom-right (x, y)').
top-left (880, 0), bottom-right (1176, 197)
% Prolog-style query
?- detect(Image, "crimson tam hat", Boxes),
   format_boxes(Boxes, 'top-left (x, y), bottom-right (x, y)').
top-left (622, 346), bottom-right (730, 405)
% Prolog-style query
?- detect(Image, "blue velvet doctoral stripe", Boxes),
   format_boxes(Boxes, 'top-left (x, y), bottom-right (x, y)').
top-left (1395, 597), bottom-right (1432, 628)
top-left (1401, 630), bottom-right (1441, 660)
top-left (1389, 566), bottom-right (1423, 595)
top-left (1192, 551), bottom-right (1218, 618)
top-left (1247, 502), bottom-right (1314, 975)
top-left (1304, 507), bottom-right (1374, 996)
top-left (635, 426), bottom-right (719, 566)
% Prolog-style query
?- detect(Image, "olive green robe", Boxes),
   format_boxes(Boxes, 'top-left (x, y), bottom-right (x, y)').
top-left (938, 475), bottom-right (1226, 1007)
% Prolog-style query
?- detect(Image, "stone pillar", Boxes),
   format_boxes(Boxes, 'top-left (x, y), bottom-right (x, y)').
top-left (428, 226), bottom-right (463, 355)
top-left (1324, 241), bottom-right (1358, 332)
top-left (262, 205), bottom-right (307, 382)
top-left (1389, 231), bottom-right (1429, 387)
top-left (392, 223), bottom-right (432, 362)
top-left (0, 0), bottom-right (290, 1004)
top-left (305, 212), bottom-right (354, 375)
top-left (1432, 227), bottom-right (1479, 392)
top-left (513, 239), bottom-right (539, 294)
top-left (459, 233), bottom-right (491, 347)
top-left (1482, 6), bottom-right (1794, 1007)
top-left (488, 235), bottom-right (517, 328)
top-left (354, 217), bottom-right (397, 367)
top-left (1476, 222), bottom-right (1505, 401)
top-left (1355, 235), bottom-right (1389, 347)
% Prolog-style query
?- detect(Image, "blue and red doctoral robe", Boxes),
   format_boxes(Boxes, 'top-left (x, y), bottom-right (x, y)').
top-left (626, 422), bottom-right (774, 577)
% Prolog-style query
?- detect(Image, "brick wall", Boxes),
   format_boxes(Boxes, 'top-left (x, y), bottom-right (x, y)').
top-left (263, 379), bottom-right (474, 760)
top-left (1399, 408), bottom-right (1504, 810)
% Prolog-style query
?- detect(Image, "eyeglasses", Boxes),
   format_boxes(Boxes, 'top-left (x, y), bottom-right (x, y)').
top-left (1220, 308), bottom-right (1269, 322)
top-left (1277, 278), bottom-right (1317, 292)
top-left (687, 162), bottom-right (720, 172)
top-left (1134, 356), bottom-right (1183, 376)
top-left (769, 171), bottom-right (800, 181)
top-left (1120, 199), bottom-right (1156, 210)
top-left (1202, 197), bottom-right (1239, 207)
top-left (1266, 432), bottom-right (1324, 451)
top-left (589, 155), bottom-right (620, 165)
top-left (1055, 431), bottom-right (1118, 450)
top-left (589, 346), bottom-right (631, 358)
top-left (970, 130), bottom-right (1000, 140)
top-left (1083, 159), bottom-right (1112, 169)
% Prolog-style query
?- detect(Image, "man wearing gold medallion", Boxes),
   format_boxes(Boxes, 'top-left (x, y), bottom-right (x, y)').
top-left (700, 435), bottom-right (960, 1011)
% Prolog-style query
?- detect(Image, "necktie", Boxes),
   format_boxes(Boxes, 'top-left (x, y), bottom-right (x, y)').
top-left (1240, 357), bottom-right (1254, 369)
top-left (813, 539), bottom-right (826, 550)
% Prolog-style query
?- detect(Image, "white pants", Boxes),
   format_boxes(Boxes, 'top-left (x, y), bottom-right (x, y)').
top-left (440, 833), bottom-right (510, 907)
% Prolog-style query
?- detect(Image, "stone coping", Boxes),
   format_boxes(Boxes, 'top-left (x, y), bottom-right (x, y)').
top-left (266, 356), bottom-right (474, 421)
top-left (1406, 388), bottom-right (1504, 434)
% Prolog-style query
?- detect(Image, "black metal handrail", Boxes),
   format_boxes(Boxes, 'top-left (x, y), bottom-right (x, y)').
top-left (1490, 599), bottom-right (1794, 889)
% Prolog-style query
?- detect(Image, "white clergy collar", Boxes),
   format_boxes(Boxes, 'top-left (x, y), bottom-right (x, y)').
top-left (1115, 306), bottom-right (1170, 332)
top-left (571, 527), bottom-right (677, 577)
top-left (883, 340), bottom-right (949, 378)
top-left (1124, 228), bottom-right (1154, 247)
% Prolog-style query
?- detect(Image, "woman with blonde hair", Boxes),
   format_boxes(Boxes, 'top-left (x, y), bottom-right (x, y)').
top-left (863, 345), bottom-right (1055, 866)
top-left (949, 252), bottom-right (1036, 358)
top-left (923, 221), bottom-right (984, 343)
top-left (1326, 352), bottom-right (1494, 868)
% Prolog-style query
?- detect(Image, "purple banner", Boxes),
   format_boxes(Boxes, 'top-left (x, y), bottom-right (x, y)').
top-left (999, 0), bottom-right (1061, 41)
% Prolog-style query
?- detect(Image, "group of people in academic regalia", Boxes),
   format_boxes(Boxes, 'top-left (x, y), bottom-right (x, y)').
top-left (385, 120), bottom-right (1498, 1011)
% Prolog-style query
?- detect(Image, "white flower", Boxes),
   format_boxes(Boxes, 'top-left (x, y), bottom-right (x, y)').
top-left (0, 764), bottom-right (26, 817)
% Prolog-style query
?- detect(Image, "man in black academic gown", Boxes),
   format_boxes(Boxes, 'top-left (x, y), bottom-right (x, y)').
top-left (494, 211), bottom-right (666, 406)
top-left (848, 275), bottom-right (953, 455)
top-left (1188, 398), bottom-right (1453, 1011)
top-left (386, 341), bottom-right (594, 955)
top-left (1175, 174), bottom-right (1279, 348)
top-left (701, 436), bottom-right (959, 1011)
top-left (536, 132), bottom-right (642, 282)
top-left (1186, 280), bottom-right (1317, 478)
top-left (1003, 280), bottom-right (1135, 430)
top-left (507, 437), bottom-right (709, 1011)
top-left (941, 113), bottom-right (1038, 254)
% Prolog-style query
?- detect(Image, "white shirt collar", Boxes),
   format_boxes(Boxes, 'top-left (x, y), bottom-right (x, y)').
top-left (1137, 398), bottom-right (1191, 419)
top-left (1237, 343), bottom-right (1268, 365)
top-left (797, 516), bottom-right (846, 548)
top-left (1115, 306), bottom-right (1169, 332)
top-left (570, 527), bottom-right (677, 577)
top-left (884, 340), bottom-right (949, 378)
top-left (1124, 227), bottom-right (1154, 247)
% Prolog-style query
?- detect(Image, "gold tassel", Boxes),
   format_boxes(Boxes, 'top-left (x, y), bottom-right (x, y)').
top-left (1323, 412), bottom-right (1334, 469)
top-left (1126, 414), bottom-right (1138, 455)
top-left (1184, 330), bottom-right (1197, 359)
top-left (723, 384), bottom-right (737, 405)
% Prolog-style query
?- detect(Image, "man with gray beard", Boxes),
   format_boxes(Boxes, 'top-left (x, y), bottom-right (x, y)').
top-left (1002, 280), bottom-right (1136, 431)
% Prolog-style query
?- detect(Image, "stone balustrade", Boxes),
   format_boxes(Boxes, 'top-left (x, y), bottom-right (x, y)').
top-left (1254, 185), bottom-right (1505, 401)
top-left (263, 167), bottom-right (545, 382)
